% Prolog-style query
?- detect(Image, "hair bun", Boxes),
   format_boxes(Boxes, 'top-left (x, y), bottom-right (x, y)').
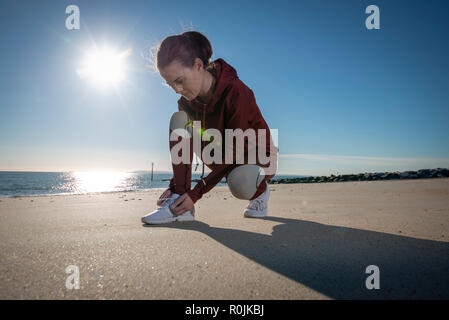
top-left (154, 30), bottom-right (213, 72)
top-left (181, 31), bottom-right (213, 66)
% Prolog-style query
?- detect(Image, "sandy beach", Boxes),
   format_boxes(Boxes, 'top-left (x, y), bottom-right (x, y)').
top-left (1, 178), bottom-right (448, 299)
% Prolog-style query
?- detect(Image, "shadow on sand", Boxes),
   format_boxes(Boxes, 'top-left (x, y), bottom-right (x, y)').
top-left (144, 216), bottom-right (449, 299)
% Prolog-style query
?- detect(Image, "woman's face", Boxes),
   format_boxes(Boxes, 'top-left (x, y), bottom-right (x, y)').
top-left (160, 58), bottom-right (204, 101)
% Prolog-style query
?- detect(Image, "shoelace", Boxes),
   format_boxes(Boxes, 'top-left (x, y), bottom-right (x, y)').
top-left (159, 197), bottom-right (176, 207)
top-left (160, 196), bottom-right (193, 217)
top-left (247, 198), bottom-right (267, 211)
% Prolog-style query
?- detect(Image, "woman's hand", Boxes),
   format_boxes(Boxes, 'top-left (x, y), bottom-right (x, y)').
top-left (170, 192), bottom-right (194, 216)
top-left (157, 188), bottom-right (172, 206)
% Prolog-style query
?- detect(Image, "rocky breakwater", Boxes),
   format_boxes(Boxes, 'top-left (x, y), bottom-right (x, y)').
top-left (268, 168), bottom-right (449, 184)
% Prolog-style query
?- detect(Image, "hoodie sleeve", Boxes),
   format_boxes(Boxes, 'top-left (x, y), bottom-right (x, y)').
top-left (186, 83), bottom-right (267, 204)
top-left (168, 177), bottom-right (176, 193)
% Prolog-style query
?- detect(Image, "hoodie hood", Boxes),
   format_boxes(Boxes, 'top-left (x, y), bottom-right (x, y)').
top-left (178, 58), bottom-right (239, 115)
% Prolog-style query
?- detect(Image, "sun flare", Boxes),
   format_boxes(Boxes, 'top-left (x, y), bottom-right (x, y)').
top-left (72, 170), bottom-right (133, 193)
top-left (77, 46), bottom-right (132, 87)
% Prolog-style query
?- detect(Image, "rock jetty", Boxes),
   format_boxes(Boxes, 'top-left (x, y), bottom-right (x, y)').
top-left (268, 168), bottom-right (449, 184)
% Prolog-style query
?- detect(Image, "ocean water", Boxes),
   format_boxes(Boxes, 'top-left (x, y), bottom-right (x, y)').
top-left (0, 171), bottom-right (305, 198)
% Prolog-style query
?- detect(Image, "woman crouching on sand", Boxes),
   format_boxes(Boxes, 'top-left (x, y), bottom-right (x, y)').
top-left (142, 31), bottom-right (278, 224)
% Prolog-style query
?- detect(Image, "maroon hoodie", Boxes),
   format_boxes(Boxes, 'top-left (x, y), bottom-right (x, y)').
top-left (168, 58), bottom-right (278, 204)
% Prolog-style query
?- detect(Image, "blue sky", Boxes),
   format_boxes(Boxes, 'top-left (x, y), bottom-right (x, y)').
top-left (0, 0), bottom-right (448, 175)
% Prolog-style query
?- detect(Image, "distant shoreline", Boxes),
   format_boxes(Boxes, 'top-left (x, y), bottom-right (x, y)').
top-left (268, 168), bottom-right (449, 184)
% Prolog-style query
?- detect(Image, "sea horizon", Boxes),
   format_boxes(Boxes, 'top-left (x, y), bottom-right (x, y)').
top-left (0, 171), bottom-right (309, 198)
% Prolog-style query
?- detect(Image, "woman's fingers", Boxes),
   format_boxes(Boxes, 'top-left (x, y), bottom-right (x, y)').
top-left (170, 195), bottom-right (186, 215)
top-left (170, 193), bottom-right (194, 216)
top-left (157, 189), bottom-right (172, 205)
top-left (170, 196), bottom-right (183, 212)
top-left (162, 190), bottom-right (170, 198)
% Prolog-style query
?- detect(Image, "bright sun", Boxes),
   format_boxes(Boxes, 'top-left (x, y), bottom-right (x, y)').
top-left (77, 46), bottom-right (132, 87)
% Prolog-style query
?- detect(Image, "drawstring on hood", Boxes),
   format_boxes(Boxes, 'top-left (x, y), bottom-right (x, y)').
top-left (193, 105), bottom-right (207, 186)
top-left (192, 105), bottom-right (207, 187)
top-left (201, 104), bottom-right (206, 185)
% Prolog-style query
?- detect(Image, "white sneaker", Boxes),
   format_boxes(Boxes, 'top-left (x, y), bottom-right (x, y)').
top-left (141, 193), bottom-right (195, 224)
top-left (243, 182), bottom-right (270, 218)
